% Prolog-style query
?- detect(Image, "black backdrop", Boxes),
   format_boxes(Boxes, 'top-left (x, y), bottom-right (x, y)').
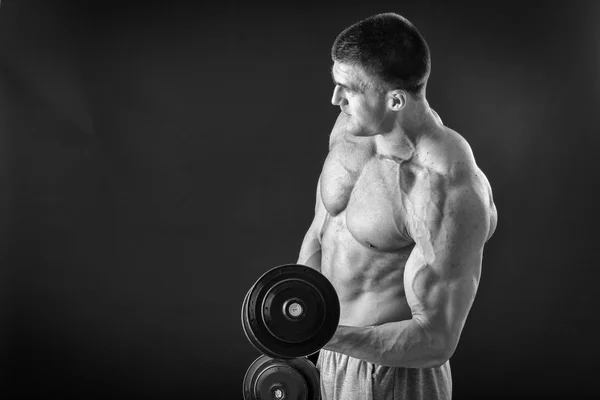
top-left (1, 0), bottom-right (599, 398)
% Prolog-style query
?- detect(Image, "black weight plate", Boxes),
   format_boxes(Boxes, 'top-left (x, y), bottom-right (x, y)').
top-left (262, 280), bottom-right (323, 343)
top-left (243, 355), bottom-right (309, 400)
top-left (242, 285), bottom-right (267, 356)
top-left (286, 357), bottom-right (320, 400)
top-left (242, 264), bottom-right (340, 359)
top-left (241, 287), bottom-right (253, 346)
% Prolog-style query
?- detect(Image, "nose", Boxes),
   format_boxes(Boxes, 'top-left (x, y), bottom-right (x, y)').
top-left (331, 85), bottom-right (347, 107)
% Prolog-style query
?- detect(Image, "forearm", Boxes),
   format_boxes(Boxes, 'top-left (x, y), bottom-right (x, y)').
top-left (297, 234), bottom-right (321, 271)
top-left (322, 319), bottom-right (449, 368)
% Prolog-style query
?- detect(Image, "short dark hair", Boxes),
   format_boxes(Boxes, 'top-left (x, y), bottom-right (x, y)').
top-left (331, 13), bottom-right (431, 98)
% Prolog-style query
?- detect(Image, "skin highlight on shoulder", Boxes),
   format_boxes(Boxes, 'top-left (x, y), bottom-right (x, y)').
top-left (415, 126), bottom-right (479, 184)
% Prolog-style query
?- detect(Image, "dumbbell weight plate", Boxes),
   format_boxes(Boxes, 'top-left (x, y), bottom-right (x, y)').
top-left (242, 264), bottom-right (340, 359)
top-left (243, 355), bottom-right (320, 400)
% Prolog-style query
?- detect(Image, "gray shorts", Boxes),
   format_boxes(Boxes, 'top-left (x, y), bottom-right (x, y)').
top-left (316, 349), bottom-right (452, 400)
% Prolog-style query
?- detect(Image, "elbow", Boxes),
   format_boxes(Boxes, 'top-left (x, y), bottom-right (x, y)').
top-left (427, 344), bottom-right (454, 368)
top-left (420, 345), bottom-right (452, 368)
top-left (423, 328), bottom-right (458, 368)
top-left (436, 333), bottom-right (460, 367)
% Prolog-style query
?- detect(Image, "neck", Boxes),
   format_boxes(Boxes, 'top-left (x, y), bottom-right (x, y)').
top-left (375, 99), bottom-right (437, 161)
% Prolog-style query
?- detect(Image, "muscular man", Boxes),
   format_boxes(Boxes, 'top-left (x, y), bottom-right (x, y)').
top-left (297, 13), bottom-right (498, 400)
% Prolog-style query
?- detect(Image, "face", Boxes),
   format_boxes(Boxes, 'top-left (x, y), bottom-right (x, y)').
top-left (330, 62), bottom-right (392, 136)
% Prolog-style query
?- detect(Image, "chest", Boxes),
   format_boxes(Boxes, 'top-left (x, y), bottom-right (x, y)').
top-left (320, 140), bottom-right (415, 250)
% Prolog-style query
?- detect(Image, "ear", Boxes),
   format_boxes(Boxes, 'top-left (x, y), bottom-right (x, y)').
top-left (388, 90), bottom-right (406, 111)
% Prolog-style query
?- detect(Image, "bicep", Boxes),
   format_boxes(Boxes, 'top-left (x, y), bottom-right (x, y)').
top-left (300, 114), bottom-right (342, 267)
top-left (404, 184), bottom-right (490, 352)
top-left (298, 175), bottom-right (328, 269)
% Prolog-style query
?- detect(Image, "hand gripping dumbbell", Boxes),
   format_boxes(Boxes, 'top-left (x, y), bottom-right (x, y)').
top-left (241, 264), bottom-right (340, 400)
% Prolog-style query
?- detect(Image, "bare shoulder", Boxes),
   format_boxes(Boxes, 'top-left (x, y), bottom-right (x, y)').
top-left (328, 112), bottom-right (373, 149)
top-left (328, 112), bottom-right (349, 149)
top-left (418, 126), bottom-right (492, 193)
top-left (327, 112), bottom-right (376, 159)
top-left (411, 126), bottom-right (498, 241)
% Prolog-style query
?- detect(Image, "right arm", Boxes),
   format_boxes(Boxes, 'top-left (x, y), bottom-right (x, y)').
top-left (298, 113), bottom-right (344, 270)
top-left (297, 176), bottom-right (327, 271)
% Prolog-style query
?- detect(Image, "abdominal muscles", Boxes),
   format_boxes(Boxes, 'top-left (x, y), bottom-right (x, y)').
top-left (320, 212), bottom-right (415, 327)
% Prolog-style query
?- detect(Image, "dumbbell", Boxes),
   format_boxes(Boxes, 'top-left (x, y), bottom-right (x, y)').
top-left (243, 355), bottom-right (320, 400)
top-left (241, 264), bottom-right (340, 400)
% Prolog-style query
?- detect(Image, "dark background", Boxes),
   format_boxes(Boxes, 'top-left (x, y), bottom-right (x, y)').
top-left (1, 0), bottom-right (598, 398)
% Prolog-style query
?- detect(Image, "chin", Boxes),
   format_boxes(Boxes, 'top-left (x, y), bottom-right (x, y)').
top-left (347, 123), bottom-right (373, 137)
top-left (343, 119), bottom-right (362, 136)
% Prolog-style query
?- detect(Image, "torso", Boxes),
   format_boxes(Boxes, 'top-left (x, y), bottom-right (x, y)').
top-left (318, 124), bottom-right (495, 327)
